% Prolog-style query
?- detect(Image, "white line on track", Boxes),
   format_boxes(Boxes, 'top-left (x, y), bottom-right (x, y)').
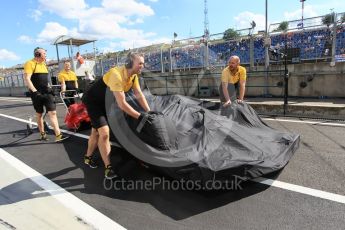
top-left (1, 113), bottom-right (345, 205)
top-left (0, 97), bottom-right (64, 105)
top-left (253, 177), bottom-right (345, 204)
top-left (0, 113), bottom-right (121, 147)
top-left (0, 148), bottom-right (126, 230)
top-left (0, 97), bottom-right (32, 102)
top-left (263, 117), bottom-right (345, 127)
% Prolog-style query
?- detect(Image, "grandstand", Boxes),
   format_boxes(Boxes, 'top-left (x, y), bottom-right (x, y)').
top-left (90, 12), bottom-right (344, 75)
top-left (1, 12), bottom-right (345, 98)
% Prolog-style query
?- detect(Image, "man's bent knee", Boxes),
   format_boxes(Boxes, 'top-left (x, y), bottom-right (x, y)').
top-left (99, 133), bottom-right (110, 141)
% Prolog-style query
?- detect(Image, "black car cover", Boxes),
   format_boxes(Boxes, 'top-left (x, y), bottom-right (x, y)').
top-left (106, 88), bottom-right (300, 183)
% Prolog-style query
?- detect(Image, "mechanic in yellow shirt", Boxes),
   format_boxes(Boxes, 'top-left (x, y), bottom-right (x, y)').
top-left (220, 55), bottom-right (247, 106)
top-left (82, 52), bottom-right (150, 179)
top-left (58, 60), bottom-right (78, 107)
top-left (23, 47), bottom-right (69, 142)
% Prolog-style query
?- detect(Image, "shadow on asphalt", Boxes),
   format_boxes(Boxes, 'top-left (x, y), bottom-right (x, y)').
top-left (0, 114), bottom-right (281, 220)
top-left (57, 136), bottom-right (275, 221)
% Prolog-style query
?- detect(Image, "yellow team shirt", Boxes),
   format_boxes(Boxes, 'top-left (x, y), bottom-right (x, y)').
top-left (221, 66), bottom-right (247, 84)
top-left (24, 59), bottom-right (48, 74)
top-left (103, 66), bottom-right (140, 92)
top-left (58, 70), bottom-right (78, 83)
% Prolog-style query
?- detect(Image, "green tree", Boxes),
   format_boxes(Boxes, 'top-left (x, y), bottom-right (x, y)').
top-left (322, 13), bottom-right (335, 27)
top-left (273, 21), bottom-right (289, 32)
top-left (223, 28), bottom-right (240, 40)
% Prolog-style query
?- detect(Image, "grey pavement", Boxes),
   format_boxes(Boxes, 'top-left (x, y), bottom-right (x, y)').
top-left (0, 96), bottom-right (345, 230)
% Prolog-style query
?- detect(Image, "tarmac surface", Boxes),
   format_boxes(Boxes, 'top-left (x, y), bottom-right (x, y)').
top-left (0, 96), bottom-right (344, 230)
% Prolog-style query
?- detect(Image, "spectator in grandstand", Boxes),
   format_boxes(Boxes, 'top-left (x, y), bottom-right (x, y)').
top-left (82, 52), bottom-right (151, 179)
top-left (76, 52), bottom-right (85, 65)
top-left (58, 60), bottom-right (78, 107)
top-left (23, 47), bottom-right (69, 142)
top-left (220, 55), bottom-right (247, 106)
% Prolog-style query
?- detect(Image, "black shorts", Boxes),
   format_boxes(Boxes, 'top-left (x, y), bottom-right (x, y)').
top-left (85, 101), bottom-right (108, 129)
top-left (31, 93), bottom-right (56, 113)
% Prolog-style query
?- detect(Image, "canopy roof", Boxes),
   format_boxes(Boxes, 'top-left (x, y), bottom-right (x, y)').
top-left (53, 35), bottom-right (96, 47)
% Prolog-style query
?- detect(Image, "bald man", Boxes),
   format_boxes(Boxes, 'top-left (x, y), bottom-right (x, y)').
top-left (220, 55), bottom-right (247, 106)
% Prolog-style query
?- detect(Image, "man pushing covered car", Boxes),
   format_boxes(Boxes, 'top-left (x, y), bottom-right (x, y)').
top-left (82, 52), bottom-right (152, 179)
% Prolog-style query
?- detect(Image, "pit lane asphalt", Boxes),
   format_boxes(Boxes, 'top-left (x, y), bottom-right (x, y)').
top-left (0, 97), bottom-right (344, 230)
